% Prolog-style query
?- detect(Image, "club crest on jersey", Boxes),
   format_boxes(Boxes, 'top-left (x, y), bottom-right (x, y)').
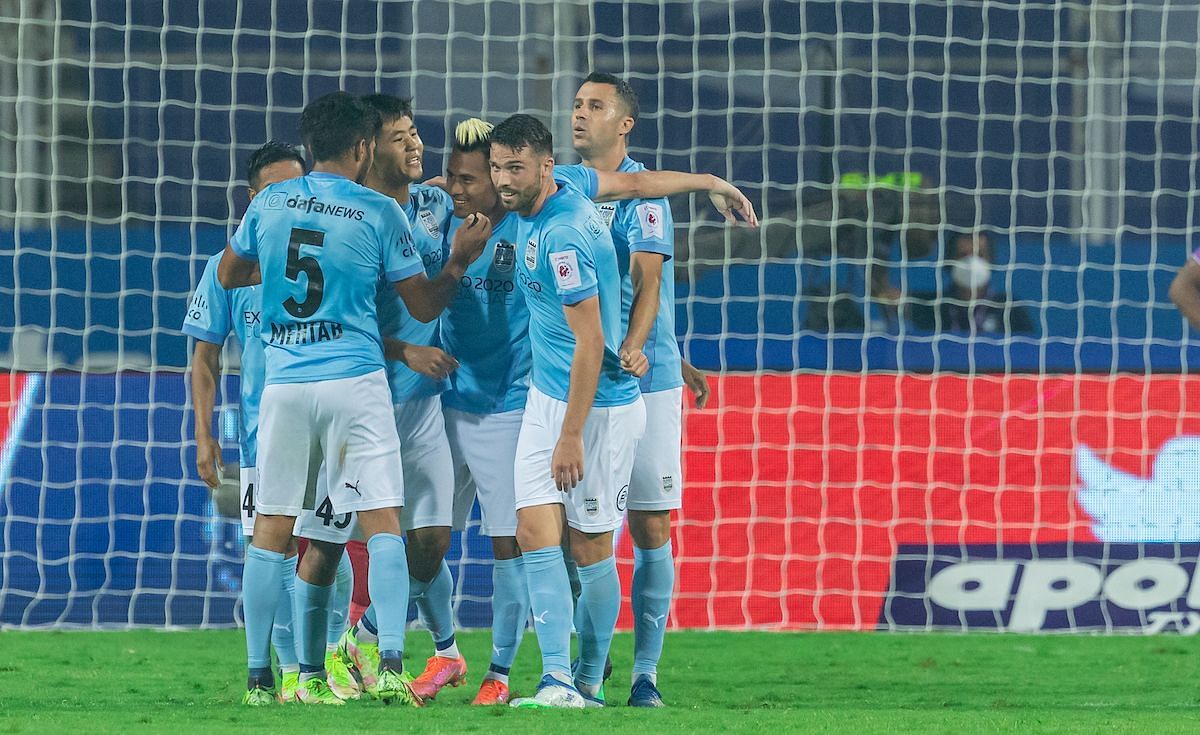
top-left (524, 238), bottom-right (538, 269)
top-left (550, 251), bottom-right (582, 290)
top-left (636, 202), bottom-right (665, 240)
top-left (418, 209), bottom-right (441, 239)
top-left (493, 240), bottom-right (516, 273)
top-left (597, 203), bottom-right (617, 228)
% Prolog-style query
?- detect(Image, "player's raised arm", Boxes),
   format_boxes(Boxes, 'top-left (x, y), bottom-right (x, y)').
top-left (590, 169), bottom-right (758, 226)
top-left (391, 211), bottom-right (491, 322)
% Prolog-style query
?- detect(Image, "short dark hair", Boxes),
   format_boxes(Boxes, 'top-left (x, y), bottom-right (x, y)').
top-left (299, 92), bottom-right (380, 163)
top-left (490, 114), bottom-right (553, 157)
top-left (246, 140), bottom-right (305, 189)
top-left (359, 93), bottom-right (415, 126)
top-left (584, 71), bottom-right (639, 122)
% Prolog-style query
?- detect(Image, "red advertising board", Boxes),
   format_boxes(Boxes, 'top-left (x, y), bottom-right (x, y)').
top-left (613, 373), bottom-right (1200, 630)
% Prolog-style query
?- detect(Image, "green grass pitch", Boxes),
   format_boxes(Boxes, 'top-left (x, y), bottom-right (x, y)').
top-left (0, 629), bottom-right (1196, 733)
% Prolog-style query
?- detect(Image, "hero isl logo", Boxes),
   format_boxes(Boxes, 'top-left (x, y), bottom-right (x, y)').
top-left (558, 262), bottom-right (572, 279)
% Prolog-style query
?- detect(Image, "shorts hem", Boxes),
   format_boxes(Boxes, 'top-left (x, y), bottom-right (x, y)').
top-left (515, 496), bottom-right (564, 512)
top-left (339, 496), bottom-right (406, 514)
top-left (625, 501), bottom-right (682, 512)
top-left (565, 519), bottom-right (622, 533)
top-left (253, 503), bottom-right (302, 517)
top-left (479, 524), bottom-right (518, 537)
top-left (401, 517), bottom-right (453, 531)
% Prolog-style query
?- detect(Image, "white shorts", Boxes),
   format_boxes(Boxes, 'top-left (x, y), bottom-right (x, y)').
top-left (293, 464), bottom-right (359, 544)
top-left (239, 466), bottom-right (257, 537)
top-left (256, 369), bottom-right (405, 516)
top-left (246, 463), bottom-right (357, 544)
top-left (514, 387), bottom-right (646, 533)
top-left (395, 395), bottom-right (454, 531)
top-left (628, 387), bottom-right (684, 512)
top-left (446, 407), bottom-right (523, 537)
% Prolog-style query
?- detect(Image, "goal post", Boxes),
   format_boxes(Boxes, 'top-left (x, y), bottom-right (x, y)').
top-left (1, 1), bottom-right (1197, 633)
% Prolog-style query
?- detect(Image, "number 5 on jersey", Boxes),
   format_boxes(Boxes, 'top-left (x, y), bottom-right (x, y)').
top-left (284, 227), bottom-right (325, 318)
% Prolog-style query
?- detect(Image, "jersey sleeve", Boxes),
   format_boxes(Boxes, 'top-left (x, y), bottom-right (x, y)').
top-left (380, 200), bottom-right (425, 283)
top-left (552, 164), bottom-right (600, 200)
top-left (543, 225), bottom-right (599, 306)
top-left (228, 201), bottom-right (260, 261)
top-left (181, 258), bottom-right (233, 345)
top-left (624, 198), bottom-right (674, 261)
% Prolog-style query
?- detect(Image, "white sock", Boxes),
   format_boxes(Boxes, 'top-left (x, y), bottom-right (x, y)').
top-left (355, 622), bottom-right (378, 644)
top-left (435, 640), bottom-right (461, 659)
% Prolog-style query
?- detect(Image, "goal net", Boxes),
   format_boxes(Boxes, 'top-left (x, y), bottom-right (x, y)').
top-left (2, 0), bottom-right (1198, 633)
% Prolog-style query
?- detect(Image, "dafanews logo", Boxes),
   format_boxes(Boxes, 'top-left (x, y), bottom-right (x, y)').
top-left (263, 192), bottom-right (364, 221)
top-left (882, 543), bottom-right (1200, 633)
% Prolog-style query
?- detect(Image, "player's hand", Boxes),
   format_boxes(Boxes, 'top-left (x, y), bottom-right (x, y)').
top-left (449, 212), bottom-right (492, 266)
top-left (551, 432), bottom-right (585, 492)
top-left (619, 344), bottom-right (649, 377)
top-left (196, 435), bottom-right (223, 490)
top-left (401, 343), bottom-right (459, 380)
top-left (681, 360), bottom-right (711, 409)
top-left (424, 175), bottom-right (448, 191)
top-left (708, 177), bottom-right (759, 227)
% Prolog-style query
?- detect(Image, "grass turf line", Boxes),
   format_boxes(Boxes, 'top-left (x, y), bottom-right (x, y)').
top-left (0, 630), bottom-right (1196, 733)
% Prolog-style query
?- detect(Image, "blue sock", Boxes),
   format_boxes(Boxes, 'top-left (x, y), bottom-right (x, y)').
top-left (272, 554), bottom-right (299, 669)
top-left (327, 550), bottom-right (354, 647)
top-left (243, 545), bottom-right (286, 671)
top-left (366, 533), bottom-right (411, 656)
top-left (490, 556), bottom-right (529, 670)
top-left (415, 560), bottom-right (456, 653)
top-left (575, 556), bottom-right (620, 687)
top-left (523, 546), bottom-right (573, 678)
top-left (632, 541), bottom-right (674, 678)
top-left (293, 577), bottom-right (333, 671)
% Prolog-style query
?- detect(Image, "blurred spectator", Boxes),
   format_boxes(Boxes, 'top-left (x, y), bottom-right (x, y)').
top-left (906, 231), bottom-right (1034, 335)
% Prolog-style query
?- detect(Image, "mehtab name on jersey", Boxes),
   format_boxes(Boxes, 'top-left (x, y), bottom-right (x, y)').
top-left (268, 320), bottom-right (345, 346)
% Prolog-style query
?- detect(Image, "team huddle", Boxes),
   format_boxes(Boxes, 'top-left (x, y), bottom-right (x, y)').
top-left (183, 74), bottom-right (756, 709)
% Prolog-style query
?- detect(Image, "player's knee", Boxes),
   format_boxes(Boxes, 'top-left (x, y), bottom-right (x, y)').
top-left (568, 529), bottom-right (614, 567)
top-left (628, 510), bottom-right (671, 550)
top-left (405, 526), bottom-right (451, 560)
top-left (297, 539), bottom-right (344, 585)
top-left (491, 536), bottom-right (521, 560)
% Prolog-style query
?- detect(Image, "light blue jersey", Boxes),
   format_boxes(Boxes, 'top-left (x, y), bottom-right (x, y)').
top-left (376, 184), bottom-right (454, 404)
top-left (182, 253), bottom-right (265, 467)
top-left (229, 171), bottom-right (423, 385)
top-left (555, 161), bottom-right (683, 393)
top-left (515, 184), bottom-right (639, 408)
top-left (441, 211), bottom-right (531, 414)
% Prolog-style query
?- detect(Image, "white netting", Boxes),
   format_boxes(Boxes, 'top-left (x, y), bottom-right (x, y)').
top-left (1, 0), bottom-right (1198, 631)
